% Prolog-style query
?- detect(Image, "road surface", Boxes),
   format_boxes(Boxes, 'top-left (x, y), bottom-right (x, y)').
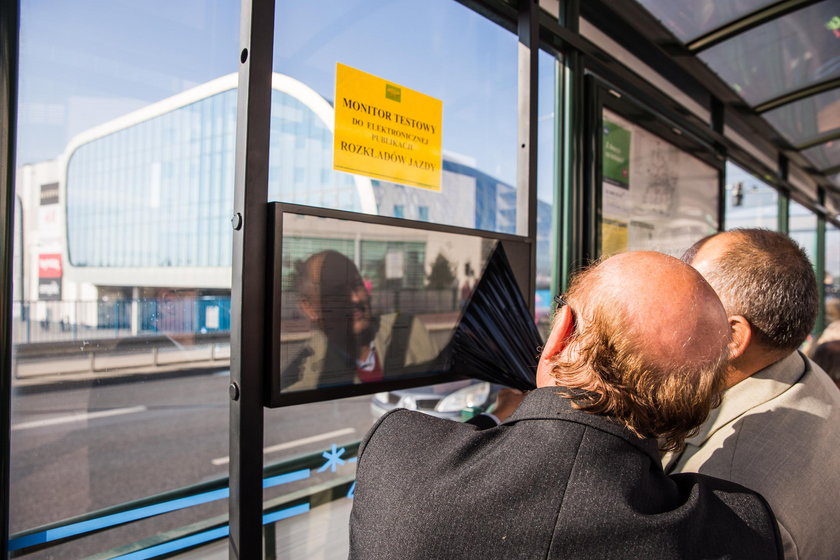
top-left (9, 370), bottom-right (375, 558)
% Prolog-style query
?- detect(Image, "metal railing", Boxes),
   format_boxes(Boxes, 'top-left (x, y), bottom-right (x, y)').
top-left (8, 441), bottom-right (361, 559)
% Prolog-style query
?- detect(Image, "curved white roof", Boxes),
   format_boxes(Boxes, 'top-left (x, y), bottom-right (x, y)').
top-left (62, 72), bottom-right (377, 214)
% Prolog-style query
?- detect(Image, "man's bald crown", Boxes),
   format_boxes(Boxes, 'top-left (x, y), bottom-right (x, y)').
top-left (550, 251), bottom-right (731, 450)
top-left (575, 251), bottom-right (730, 369)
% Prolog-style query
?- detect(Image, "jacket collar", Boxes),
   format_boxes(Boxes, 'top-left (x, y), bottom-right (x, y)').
top-left (505, 386), bottom-right (662, 464)
top-left (682, 350), bottom-right (806, 449)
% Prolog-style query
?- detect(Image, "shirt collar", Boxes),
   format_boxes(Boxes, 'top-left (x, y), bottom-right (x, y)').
top-left (682, 351), bottom-right (806, 448)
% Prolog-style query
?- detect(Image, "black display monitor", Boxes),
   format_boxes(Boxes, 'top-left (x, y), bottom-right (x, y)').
top-left (265, 203), bottom-right (532, 407)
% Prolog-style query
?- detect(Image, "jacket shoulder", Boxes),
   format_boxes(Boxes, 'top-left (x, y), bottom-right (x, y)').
top-left (358, 408), bottom-right (449, 459)
top-left (670, 472), bottom-right (783, 559)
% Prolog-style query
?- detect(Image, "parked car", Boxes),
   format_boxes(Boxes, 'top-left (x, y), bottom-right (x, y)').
top-left (371, 379), bottom-right (498, 420)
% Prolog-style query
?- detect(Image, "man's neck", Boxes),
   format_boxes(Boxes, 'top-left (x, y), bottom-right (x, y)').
top-left (725, 346), bottom-right (791, 388)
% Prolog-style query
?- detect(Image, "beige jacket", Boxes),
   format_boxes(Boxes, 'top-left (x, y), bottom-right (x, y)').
top-left (664, 352), bottom-right (840, 559)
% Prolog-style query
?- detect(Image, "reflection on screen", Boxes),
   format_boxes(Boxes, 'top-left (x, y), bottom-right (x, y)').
top-left (278, 212), bottom-right (494, 392)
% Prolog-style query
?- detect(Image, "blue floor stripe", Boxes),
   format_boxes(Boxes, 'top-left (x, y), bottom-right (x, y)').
top-left (109, 503), bottom-right (311, 560)
top-left (112, 526), bottom-right (231, 560)
top-left (262, 503), bottom-right (310, 525)
top-left (263, 468), bottom-right (310, 489)
top-left (9, 468), bottom-right (312, 551)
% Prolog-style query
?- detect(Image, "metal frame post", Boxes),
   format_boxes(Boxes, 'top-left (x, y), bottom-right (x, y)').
top-left (711, 97), bottom-right (727, 231)
top-left (559, 0), bottom-right (585, 291)
top-left (778, 154), bottom-right (790, 233)
top-left (230, 0), bottom-right (274, 557)
top-left (815, 187), bottom-right (827, 333)
top-left (517, 0), bottom-right (539, 314)
top-left (0, 0), bottom-right (19, 556)
top-left (549, 54), bottom-right (563, 301)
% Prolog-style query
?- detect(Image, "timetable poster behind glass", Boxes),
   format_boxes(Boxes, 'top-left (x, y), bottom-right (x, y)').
top-left (600, 109), bottom-right (719, 257)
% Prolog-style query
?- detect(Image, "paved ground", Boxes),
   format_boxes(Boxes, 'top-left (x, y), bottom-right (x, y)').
top-left (9, 371), bottom-right (372, 559)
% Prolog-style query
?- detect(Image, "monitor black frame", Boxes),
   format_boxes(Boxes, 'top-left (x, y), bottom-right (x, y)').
top-left (264, 202), bottom-right (532, 408)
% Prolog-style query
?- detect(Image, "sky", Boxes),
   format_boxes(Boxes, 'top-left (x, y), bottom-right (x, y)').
top-left (16, 0), bottom-right (558, 199)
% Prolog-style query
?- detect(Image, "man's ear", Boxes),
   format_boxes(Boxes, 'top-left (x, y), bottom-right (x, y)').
top-left (728, 315), bottom-right (752, 360)
top-left (299, 297), bottom-right (320, 323)
top-left (535, 305), bottom-right (575, 388)
top-left (542, 305), bottom-right (575, 361)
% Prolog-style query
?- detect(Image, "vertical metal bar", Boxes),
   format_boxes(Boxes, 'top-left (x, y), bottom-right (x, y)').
top-left (815, 188), bottom-right (827, 334)
top-left (561, 57), bottom-right (584, 291)
top-left (560, 0), bottom-right (583, 292)
top-left (778, 154), bottom-right (790, 234)
top-left (0, 0), bottom-right (19, 556)
top-left (549, 55), bottom-right (563, 301)
top-left (717, 165), bottom-right (727, 231)
top-left (263, 523), bottom-right (277, 560)
top-left (711, 98), bottom-right (727, 232)
top-left (230, 0), bottom-right (274, 557)
top-left (778, 189), bottom-right (790, 233)
top-left (583, 78), bottom-right (601, 261)
top-left (517, 0), bottom-right (539, 314)
top-left (561, 0), bottom-right (579, 32)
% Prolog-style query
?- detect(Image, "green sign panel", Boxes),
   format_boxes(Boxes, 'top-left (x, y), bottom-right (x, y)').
top-left (603, 120), bottom-right (630, 188)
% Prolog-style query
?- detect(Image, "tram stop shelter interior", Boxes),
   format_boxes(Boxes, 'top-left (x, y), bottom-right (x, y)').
top-left (1, 0), bottom-right (839, 558)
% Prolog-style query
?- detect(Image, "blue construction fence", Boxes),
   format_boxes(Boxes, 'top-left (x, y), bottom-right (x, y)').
top-left (12, 297), bottom-right (231, 344)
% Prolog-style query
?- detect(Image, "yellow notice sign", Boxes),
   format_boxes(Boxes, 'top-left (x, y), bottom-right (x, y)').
top-left (334, 63), bottom-right (442, 191)
top-left (600, 218), bottom-right (628, 257)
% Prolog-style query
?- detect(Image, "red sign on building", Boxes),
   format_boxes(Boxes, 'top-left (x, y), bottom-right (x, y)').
top-left (38, 253), bottom-right (62, 279)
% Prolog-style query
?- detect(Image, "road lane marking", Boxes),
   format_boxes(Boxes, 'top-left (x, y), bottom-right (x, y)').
top-left (211, 427), bottom-right (356, 466)
top-left (11, 406), bottom-right (148, 431)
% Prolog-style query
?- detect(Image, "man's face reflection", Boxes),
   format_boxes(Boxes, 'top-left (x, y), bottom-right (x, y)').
top-left (300, 251), bottom-right (372, 343)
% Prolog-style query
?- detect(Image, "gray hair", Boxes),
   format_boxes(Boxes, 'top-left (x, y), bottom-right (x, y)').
top-left (683, 229), bottom-right (818, 351)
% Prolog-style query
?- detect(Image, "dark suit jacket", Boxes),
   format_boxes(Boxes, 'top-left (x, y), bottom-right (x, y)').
top-left (349, 387), bottom-right (781, 559)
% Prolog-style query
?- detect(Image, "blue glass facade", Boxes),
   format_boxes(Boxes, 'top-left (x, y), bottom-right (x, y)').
top-left (66, 82), bottom-right (364, 269)
top-left (267, 87), bottom-right (362, 211)
top-left (66, 89), bottom-right (238, 268)
top-left (65, 77), bottom-right (542, 276)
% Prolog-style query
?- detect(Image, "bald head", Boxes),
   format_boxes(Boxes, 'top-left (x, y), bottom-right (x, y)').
top-left (582, 251), bottom-right (730, 369)
top-left (543, 251), bottom-right (730, 451)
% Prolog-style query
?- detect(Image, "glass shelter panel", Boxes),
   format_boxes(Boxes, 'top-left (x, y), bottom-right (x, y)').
top-left (763, 89), bottom-right (840, 147)
top-left (536, 50), bottom-right (560, 332)
top-left (10, 1), bottom-right (238, 558)
top-left (802, 140), bottom-right (840, 172)
top-left (724, 161), bottom-right (779, 230)
top-left (635, 0), bottom-right (777, 43)
top-left (828, 222), bottom-right (840, 300)
top-left (699, 1), bottom-right (840, 106)
top-left (270, 0), bottom-right (519, 234)
top-left (261, 2), bottom-right (534, 557)
top-left (600, 109), bottom-right (719, 258)
top-left (815, 222), bottom-right (840, 378)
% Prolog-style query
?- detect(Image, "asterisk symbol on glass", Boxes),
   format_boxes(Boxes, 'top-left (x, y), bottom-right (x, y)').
top-left (317, 443), bottom-right (347, 473)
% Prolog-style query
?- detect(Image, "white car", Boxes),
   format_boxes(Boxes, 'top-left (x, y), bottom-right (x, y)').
top-left (371, 379), bottom-right (496, 420)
